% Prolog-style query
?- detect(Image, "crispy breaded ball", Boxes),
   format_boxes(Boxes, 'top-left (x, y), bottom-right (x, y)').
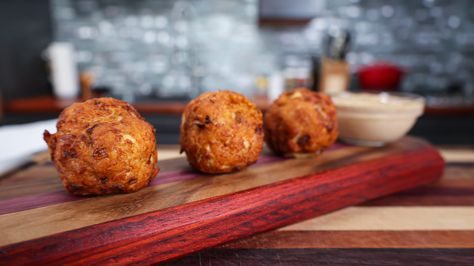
top-left (43, 98), bottom-right (159, 196)
top-left (264, 88), bottom-right (338, 156)
top-left (180, 91), bottom-right (264, 173)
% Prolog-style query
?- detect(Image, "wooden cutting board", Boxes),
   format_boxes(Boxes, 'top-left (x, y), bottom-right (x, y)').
top-left (0, 137), bottom-right (444, 265)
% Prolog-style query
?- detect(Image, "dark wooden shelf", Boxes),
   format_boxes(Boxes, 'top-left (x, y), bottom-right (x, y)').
top-left (4, 96), bottom-right (188, 115)
top-left (424, 105), bottom-right (474, 116)
top-left (3, 95), bottom-right (474, 116)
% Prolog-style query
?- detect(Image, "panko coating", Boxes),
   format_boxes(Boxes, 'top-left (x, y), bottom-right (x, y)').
top-left (43, 98), bottom-right (159, 196)
top-left (180, 91), bottom-right (264, 173)
top-left (264, 88), bottom-right (338, 156)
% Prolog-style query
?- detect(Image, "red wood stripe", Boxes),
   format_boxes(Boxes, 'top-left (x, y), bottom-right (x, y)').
top-left (0, 193), bottom-right (79, 216)
top-left (221, 230), bottom-right (474, 248)
top-left (362, 185), bottom-right (474, 206)
top-left (0, 144), bottom-right (443, 265)
top-left (0, 155), bottom-right (284, 215)
top-left (362, 165), bottom-right (474, 206)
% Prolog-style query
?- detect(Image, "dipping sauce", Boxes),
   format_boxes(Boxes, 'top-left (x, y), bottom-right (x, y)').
top-left (332, 92), bottom-right (425, 146)
top-left (332, 92), bottom-right (424, 114)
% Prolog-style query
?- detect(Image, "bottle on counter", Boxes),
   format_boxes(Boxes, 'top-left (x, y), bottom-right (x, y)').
top-left (45, 42), bottom-right (80, 99)
top-left (319, 57), bottom-right (350, 95)
top-left (268, 71), bottom-right (284, 101)
top-left (313, 29), bottom-right (351, 95)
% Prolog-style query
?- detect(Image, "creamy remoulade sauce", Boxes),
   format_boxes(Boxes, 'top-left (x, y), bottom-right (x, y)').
top-left (332, 92), bottom-right (424, 113)
top-left (331, 92), bottom-right (425, 145)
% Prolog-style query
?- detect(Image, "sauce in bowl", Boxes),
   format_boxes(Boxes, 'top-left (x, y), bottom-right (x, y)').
top-left (333, 92), bottom-right (424, 114)
top-left (332, 92), bottom-right (425, 146)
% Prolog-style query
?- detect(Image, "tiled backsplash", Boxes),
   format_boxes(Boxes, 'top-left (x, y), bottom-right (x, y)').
top-left (51, 0), bottom-right (474, 99)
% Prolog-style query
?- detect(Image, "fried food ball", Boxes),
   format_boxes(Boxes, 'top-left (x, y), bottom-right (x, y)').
top-left (43, 98), bottom-right (159, 196)
top-left (264, 88), bottom-right (338, 156)
top-left (180, 91), bottom-right (264, 173)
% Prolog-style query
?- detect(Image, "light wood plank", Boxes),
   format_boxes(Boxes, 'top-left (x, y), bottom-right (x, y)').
top-left (280, 207), bottom-right (474, 231)
top-left (439, 147), bottom-right (474, 163)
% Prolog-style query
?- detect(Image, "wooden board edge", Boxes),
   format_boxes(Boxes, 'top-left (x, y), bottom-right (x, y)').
top-left (0, 143), bottom-right (444, 265)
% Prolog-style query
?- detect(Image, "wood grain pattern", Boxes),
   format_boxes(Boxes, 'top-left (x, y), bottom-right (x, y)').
top-left (279, 207), bottom-right (474, 231)
top-left (0, 147), bottom-right (364, 246)
top-left (362, 179), bottom-right (474, 206)
top-left (439, 147), bottom-right (474, 162)
top-left (0, 138), bottom-right (444, 265)
top-left (202, 150), bottom-right (474, 265)
top-left (0, 162), bottom-right (259, 215)
top-left (197, 146), bottom-right (474, 266)
top-left (165, 248), bottom-right (474, 266)
top-left (221, 230), bottom-right (474, 248)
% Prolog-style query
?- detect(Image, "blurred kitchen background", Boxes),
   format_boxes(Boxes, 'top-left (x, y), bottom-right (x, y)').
top-left (1, 0), bottom-right (473, 144)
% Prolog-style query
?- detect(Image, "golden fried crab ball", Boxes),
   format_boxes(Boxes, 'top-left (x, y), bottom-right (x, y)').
top-left (264, 88), bottom-right (338, 156)
top-left (180, 91), bottom-right (264, 173)
top-left (43, 98), bottom-right (159, 196)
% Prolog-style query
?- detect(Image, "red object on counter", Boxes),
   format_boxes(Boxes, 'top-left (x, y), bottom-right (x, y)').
top-left (358, 62), bottom-right (404, 91)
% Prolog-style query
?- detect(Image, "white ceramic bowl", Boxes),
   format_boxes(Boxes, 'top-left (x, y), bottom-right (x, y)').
top-left (332, 92), bottom-right (425, 146)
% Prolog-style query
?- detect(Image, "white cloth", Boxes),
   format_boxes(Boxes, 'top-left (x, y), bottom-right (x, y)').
top-left (0, 120), bottom-right (57, 175)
